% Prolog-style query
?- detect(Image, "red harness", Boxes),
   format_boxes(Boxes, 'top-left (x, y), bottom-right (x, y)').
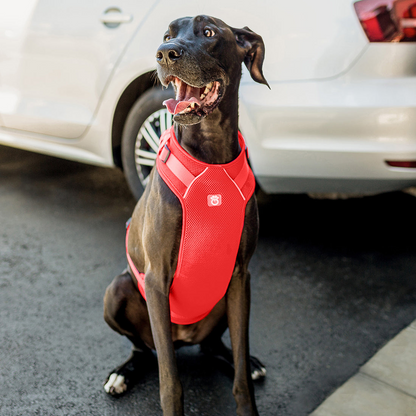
top-left (126, 126), bottom-right (255, 325)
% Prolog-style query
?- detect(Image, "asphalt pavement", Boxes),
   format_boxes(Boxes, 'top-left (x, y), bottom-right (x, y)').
top-left (1, 144), bottom-right (416, 416)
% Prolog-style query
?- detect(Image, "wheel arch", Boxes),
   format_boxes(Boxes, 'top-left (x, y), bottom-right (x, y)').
top-left (111, 71), bottom-right (159, 168)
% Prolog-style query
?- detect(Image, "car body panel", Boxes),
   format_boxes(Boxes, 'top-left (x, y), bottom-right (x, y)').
top-left (0, 0), bottom-right (158, 139)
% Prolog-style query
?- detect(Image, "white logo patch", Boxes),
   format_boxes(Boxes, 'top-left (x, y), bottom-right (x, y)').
top-left (207, 194), bottom-right (222, 207)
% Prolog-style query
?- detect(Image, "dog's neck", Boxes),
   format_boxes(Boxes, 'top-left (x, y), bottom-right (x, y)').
top-left (174, 88), bottom-right (241, 165)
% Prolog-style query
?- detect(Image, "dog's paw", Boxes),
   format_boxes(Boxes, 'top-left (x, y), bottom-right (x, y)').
top-left (103, 349), bottom-right (156, 396)
top-left (250, 356), bottom-right (266, 381)
top-left (104, 373), bottom-right (128, 395)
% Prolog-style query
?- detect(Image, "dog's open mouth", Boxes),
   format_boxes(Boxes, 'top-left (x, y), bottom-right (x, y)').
top-left (163, 77), bottom-right (223, 117)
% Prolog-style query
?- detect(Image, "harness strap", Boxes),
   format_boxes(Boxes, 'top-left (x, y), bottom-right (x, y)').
top-left (234, 157), bottom-right (250, 191)
top-left (125, 224), bottom-right (145, 292)
top-left (158, 134), bottom-right (250, 192)
top-left (160, 144), bottom-right (195, 188)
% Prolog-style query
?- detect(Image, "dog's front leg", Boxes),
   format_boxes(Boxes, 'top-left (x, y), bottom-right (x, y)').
top-left (227, 267), bottom-right (259, 416)
top-left (145, 270), bottom-right (183, 416)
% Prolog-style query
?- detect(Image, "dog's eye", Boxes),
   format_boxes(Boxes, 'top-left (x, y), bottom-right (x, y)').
top-left (235, 35), bottom-right (245, 47)
top-left (204, 28), bottom-right (215, 38)
top-left (164, 34), bottom-right (172, 42)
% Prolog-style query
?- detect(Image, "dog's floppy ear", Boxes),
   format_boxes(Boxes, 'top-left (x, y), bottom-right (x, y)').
top-left (232, 26), bottom-right (270, 89)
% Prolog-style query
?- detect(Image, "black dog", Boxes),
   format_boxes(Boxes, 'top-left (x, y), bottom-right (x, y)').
top-left (103, 15), bottom-right (269, 416)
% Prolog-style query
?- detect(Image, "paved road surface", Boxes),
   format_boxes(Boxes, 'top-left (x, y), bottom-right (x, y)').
top-left (1, 145), bottom-right (416, 416)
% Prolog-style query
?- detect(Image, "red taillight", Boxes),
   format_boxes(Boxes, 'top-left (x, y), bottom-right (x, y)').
top-left (354, 0), bottom-right (416, 42)
top-left (386, 160), bottom-right (416, 167)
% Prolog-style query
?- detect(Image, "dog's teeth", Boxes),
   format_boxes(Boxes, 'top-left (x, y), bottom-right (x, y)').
top-left (190, 103), bottom-right (196, 109)
top-left (204, 82), bottom-right (214, 94)
top-left (200, 93), bottom-right (206, 100)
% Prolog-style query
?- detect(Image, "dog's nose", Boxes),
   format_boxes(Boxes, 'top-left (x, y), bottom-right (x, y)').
top-left (156, 43), bottom-right (183, 65)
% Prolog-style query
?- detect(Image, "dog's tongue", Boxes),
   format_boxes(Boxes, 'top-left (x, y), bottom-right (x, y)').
top-left (163, 79), bottom-right (201, 115)
top-left (163, 98), bottom-right (197, 115)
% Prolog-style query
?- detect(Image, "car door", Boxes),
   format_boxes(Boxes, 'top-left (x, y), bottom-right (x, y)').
top-left (0, 0), bottom-right (157, 139)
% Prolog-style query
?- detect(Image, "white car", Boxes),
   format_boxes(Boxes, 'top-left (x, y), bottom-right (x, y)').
top-left (1, 0), bottom-right (416, 199)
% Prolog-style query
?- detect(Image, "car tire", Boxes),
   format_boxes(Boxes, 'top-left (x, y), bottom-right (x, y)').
top-left (121, 86), bottom-right (174, 200)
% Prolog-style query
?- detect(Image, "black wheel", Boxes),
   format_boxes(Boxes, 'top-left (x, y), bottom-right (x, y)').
top-left (121, 86), bottom-right (174, 200)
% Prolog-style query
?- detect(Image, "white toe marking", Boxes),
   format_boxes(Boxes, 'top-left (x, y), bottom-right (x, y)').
top-left (104, 373), bottom-right (127, 394)
top-left (252, 370), bottom-right (260, 380)
top-left (251, 367), bottom-right (267, 380)
top-left (113, 375), bottom-right (127, 393)
top-left (104, 373), bottom-right (117, 393)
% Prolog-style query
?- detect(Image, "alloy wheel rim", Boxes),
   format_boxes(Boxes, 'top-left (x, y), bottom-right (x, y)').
top-left (134, 109), bottom-right (173, 188)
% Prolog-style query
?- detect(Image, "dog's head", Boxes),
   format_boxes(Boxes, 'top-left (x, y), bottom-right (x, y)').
top-left (156, 15), bottom-right (269, 125)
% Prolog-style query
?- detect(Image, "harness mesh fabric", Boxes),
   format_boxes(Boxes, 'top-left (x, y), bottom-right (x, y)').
top-left (127, 126), bottom-right (255, 324)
